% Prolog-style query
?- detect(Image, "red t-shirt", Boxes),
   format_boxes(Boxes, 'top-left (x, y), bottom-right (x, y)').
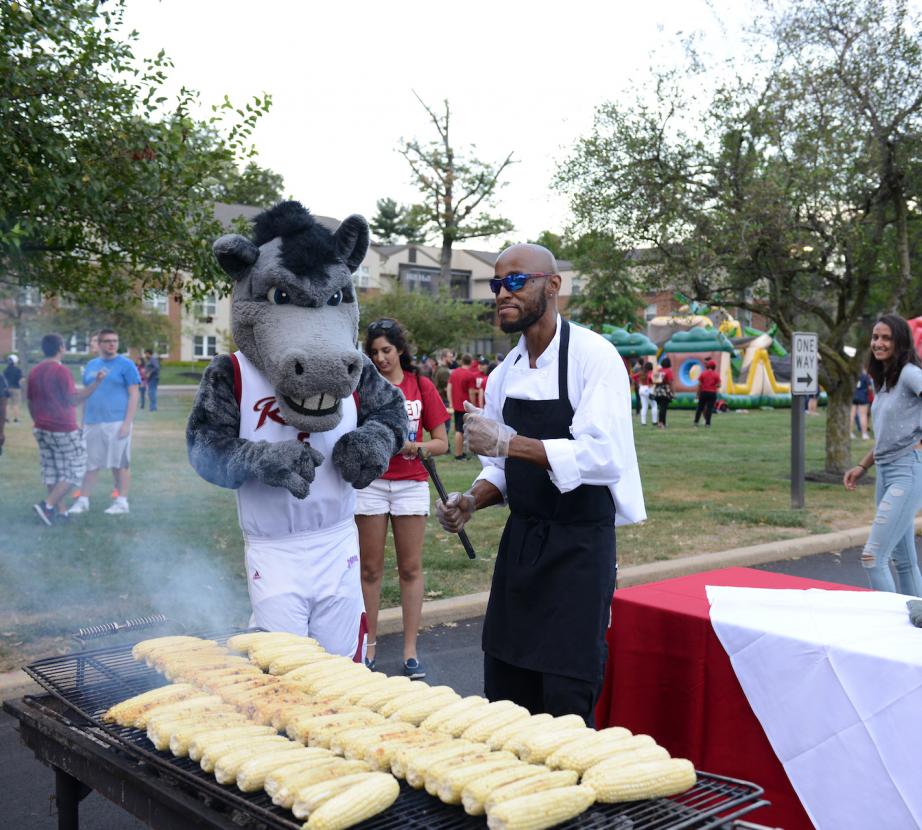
top-left (448, 366), bottom-right (476, 411)
top-left (698, 368), bottom-right (721, 393)
top-left (384, 372), bottom-right (449, 481)
top-left (27, 361), bottom-right (78, 432)
top-left (659, 368), bottom-right (674, 385)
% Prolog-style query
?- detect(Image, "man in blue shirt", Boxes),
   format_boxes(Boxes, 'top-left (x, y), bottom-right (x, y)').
top-left (68, 328), bottom-right (140, 515)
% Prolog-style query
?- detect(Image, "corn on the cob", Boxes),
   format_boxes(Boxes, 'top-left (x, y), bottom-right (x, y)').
top-left (423, 749), bottom-right (514, 795)
top-left (133, 694), bottom-right (226, 729)
top-left (580, 743), bottom-right (669, 777)
top-left (304, 772), bottom-right (400, 830)
top-left (517, 727), bottom-right (590, 764)
top-left (284, 658), bottom-right (362, 685)
top-left (355, 680), bottom-right (424, 710)
top-left (502, 714), bottom-right (586, 757)
top-left (376, 684), bottom-right (441, 717)
top-left (131, 636), bottom-right (216, 661)
top-left (583, 757), bottom-right (696, 802)
top-left (186, 726), bottom-right (276, 761)
top-left (270, 760), bottom-right (369, 809)
top-left (485, 784), bottom-right (596, 830)
top-left (436, 757), bottom-right (523, 804)
top-left (263, 755), bottom-right (341, 799)
top-left (291, 772), bottom-right (379, 819)
top-left (249, 643), bottom-right (323, 670)
top-left (543, 726), bottom-right (632, 770)
top-left (214, 742), bottom-right (305, 784)
top-left (460, 704), bottom-right (531, 743)
top-left (485, 713), bottom-right (553, 751)
top-left (367, 730), bottom-right (448, 772)
top-left (226, 631), bottom-right (312, 653)
top-left (461, 764), bottom-right (548, 816)
top-left (103, 684), bottom-right (200, 725)
top-left (548, 733), bottom-right (655, 775)
top-left (199, 734), bottom-right (291, 772)
top-left (404, 741), bottom-right (484, 788)
top-left (171, 722), bottom-right (273, 758)
top-left (385, 688), bottom-right (460, 723)
top-left (236, 746), bottom-right (331, 791)
top-left (287, 710), bottom-right (384, 745)
top-left (269, 651), bottom-right (333, 675)
top-left (483, 770), bottom-right (580, 814)
top-left (306, 713), bottom-right (388, 748)
top-left (420, 695), bottom-right (489, 731)
top-left (329, 721), bottom-right (415, 757)
top-left (146, 709), bottom-right (242, 750)
top-left (270, 700), bottom-right (348, 732)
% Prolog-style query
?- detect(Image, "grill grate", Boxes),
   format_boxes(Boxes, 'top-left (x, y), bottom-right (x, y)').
top-left (23, 635), bottom-right (766, 830)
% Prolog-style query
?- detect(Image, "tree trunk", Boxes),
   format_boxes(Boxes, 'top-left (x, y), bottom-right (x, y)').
top-left (824, 374), bottom-right (853, 475)
top-left (892, 189), bottom-right (912, 311)
top-left (439, 236), bottom-right (452, 285)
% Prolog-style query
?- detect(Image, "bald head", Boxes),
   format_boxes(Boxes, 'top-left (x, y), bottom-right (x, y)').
top-left (495, 243), bottom-right (558, 275)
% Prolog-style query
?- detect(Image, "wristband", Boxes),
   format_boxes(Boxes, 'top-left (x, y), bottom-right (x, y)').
top-left (858, 463), bottom-right (870, 472)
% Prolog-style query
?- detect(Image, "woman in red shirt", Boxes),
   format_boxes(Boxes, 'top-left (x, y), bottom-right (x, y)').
top-left (694, 358), bottom-right (722, 427)
top-left (356, 318), bottom-right (449, 679)
top-left (653, 356), bottom-right (675, 429)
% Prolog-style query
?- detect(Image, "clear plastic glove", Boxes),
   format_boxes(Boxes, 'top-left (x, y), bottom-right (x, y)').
top-left (463, 400), bottom-right (516, 457)
top-left (435, 491), bottom-right (476, 533)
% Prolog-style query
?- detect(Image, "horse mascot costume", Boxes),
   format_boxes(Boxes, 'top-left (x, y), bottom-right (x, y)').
top-left (187, 201), bottom-right (408, 659)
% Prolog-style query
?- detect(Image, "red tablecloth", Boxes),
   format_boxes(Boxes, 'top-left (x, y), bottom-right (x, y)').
top-left (595, 567), bottom-right (864, 830)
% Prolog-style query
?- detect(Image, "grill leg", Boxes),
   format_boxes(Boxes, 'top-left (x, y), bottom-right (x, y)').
top-left (54, 767), bottom-right (90, 830)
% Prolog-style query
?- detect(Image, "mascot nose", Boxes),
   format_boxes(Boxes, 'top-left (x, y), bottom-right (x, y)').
top-left (295, 361), bottom-right (304, 375)
top-left (344, 354), bottom-right (361, 379)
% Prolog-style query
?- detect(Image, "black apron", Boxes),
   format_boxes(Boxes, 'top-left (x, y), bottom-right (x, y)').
top-left (482, 319), bottom-right (617, 683)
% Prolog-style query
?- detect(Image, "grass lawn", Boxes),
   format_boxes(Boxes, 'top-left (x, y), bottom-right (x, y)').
top-left (0, 396), bottom-right (875, 671)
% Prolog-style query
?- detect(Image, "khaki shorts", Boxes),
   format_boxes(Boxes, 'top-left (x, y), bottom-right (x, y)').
top-left (355, 478), bottom-right (430, 516)
top-left (84, 421), bottom-right (131, 470)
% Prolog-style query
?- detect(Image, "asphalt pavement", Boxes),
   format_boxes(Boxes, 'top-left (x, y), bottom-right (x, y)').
top-left (0, 541), bottom-right (909, 829)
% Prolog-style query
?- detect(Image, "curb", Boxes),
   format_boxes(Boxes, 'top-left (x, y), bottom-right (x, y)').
top-left (4, 518), bottom-right (919, 699)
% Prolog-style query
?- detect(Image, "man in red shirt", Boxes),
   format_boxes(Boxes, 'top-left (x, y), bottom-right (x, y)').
top-left (27, 333), bottom-right (105, 525)
top-left (447, 353), bottom-right (476, 459)
top-left (694, 358), bottom-right (722, 427)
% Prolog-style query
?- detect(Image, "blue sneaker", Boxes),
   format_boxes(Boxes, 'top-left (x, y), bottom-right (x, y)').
top-left (364, 656), bottom-right (376, 671)
top-left (403, 657), bottom-right (426, 680)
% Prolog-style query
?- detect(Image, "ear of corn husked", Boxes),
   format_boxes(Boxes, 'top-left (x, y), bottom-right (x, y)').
top-left (423, 750), bottom-right (514, 795)
top-left (436, 757), bottom-right (524, 804)
top-left (583, 757), bottom-right (696, 803)
top-left (214, 741), bottom-right (305, 784)
top-left (517, 727), bottom-right (591, 764)
top-left (248, 641), bottom-right (323, 667)
top-left (307, 713), bottom-right (388, 748)
top-left (542, 726), bottom-right (632, 770)
top-left (369, 731), bottom-right (449, 773)
top-left (291, 772), bottom-right (379, 819)
top-left (387, 690), bottom-right (461, 725)
top-left (132, 636), bottom-right (216, 660)
top-left (263, 756), bottom-right (342, 799)
top-left (485, 784), bottom-right (596, 830)
top-left (337, 674), bottom-right (393, 704)
top-left (236, 746), bottom-right (333, 792)
top-left (270, 760), bottom-right (368, 809)
top-left (187, 726), bottom-right (277, 762)
top-left (133, 695), bottom-right (227, 729)
top-left (355, 679), bottom-right (420, 710)
top-left (461, 764), bottom-right (548, 816)
top-left (420, 695), bottom-right (489, 731)
top-left (169, 720), bottom-right (265, 757)
top-left (226, 631), bottom-right (314, 654)
top-left (434, 702), bottom-right (502, 737)
top-left (405, 741), bottom-right (485, 788)
top-left (330, 721), bottom-right (415, 757)
top-left (376, 686), bottom-right (438, 717)
top-left (287, 711), bottom-right (384, 745)
top-left (460, 705), bottom-right (531, 743)
top-left (483, 770), bottom-right (580, 814)
top-left (147, 710), bottom-right (244, 750)
top-left (104, 684), bottom-right (202, 724)
top-left (581, 744), bottom-right (670, 779)
top-left (199, 734), bottom-right (291, 773)
top-left (548, 733), bottom-right (655, 775)
top-left (486, 713), bottom-right (553, 751)
top-left (269, 700), bottom-right (352, 732)
top-left (304, 772), bottom-right (400, 830)
top-left (270, 651), bottom-right (333, 675)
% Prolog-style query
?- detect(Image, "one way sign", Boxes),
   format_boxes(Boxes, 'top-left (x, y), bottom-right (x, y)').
top-left (792, 332), bottom-right (819, 396)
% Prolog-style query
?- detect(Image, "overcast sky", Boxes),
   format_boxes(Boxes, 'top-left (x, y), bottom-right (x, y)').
top-left (122, 0), bottom-right (750, 244)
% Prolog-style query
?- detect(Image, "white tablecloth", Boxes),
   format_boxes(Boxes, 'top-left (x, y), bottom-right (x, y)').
top-left (706, 586), bottom-right (922, 830)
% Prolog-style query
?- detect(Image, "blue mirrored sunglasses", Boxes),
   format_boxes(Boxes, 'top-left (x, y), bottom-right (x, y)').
top-left (489, 272), bottom-right (555, 295)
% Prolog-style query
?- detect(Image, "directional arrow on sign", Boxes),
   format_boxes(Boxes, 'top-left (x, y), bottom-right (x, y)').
top-left (796, 374), bottom-right (813, 386)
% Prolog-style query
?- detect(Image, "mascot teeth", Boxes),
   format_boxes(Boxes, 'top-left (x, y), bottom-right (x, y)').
top-left (283, 393), bottom-right (338, 416)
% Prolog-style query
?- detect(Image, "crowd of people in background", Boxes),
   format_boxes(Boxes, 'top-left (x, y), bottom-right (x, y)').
top-left (3, 330), bottom-right (161, 524)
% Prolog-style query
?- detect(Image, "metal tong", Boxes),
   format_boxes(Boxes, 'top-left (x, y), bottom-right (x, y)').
top-left (419, 449), bottom-right (476, 559)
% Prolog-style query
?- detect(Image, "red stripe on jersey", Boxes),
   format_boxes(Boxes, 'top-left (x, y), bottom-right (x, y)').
top-left (230, 353), bottom-right (242, 407)
top-left (353, 611), bottom-right (368, 663)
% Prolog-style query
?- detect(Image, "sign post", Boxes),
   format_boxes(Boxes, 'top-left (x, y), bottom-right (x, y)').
top-left (790, 332), bottom-right (819, 509)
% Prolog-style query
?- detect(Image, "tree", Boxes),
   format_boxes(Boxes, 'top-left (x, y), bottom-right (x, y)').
top-left (400, 94), bottom-right (515, 281)
top-left (358, 287), bottom-right (492, 358)
top-left (556, 0), bottom-right (922, 475)
top-left (209, 161), bottom-right (284, 208)
top-left (370, 197), bottom-right (427, 244)
top-left (0, 0), bottom-right (271, 308)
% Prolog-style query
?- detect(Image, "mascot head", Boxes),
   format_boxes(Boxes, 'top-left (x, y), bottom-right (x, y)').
top-left (213, 201), bottom-right (369, 432)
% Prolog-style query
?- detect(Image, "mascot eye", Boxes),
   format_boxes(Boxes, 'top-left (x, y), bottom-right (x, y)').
top-left (326, 290), bottom-right (344, 306)
top-left (267, 287), bottom-right (291, 305)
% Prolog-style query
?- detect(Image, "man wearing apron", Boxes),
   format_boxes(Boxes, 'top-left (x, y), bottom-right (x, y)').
top-left (436, 243), bottom-right (645, 724)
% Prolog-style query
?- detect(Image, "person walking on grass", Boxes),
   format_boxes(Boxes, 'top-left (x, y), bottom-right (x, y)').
top-left (68, 328), bottom-right (140, 516)
top-left (653, 356), bottom-right (675, 429)
top-left (844, 314), bottom-right (922, 597)
top-left (356, 318), bottom-right (449, 679)
top-left (144, 349), bottom-right (160, 412)
top-left (637, 361), bottom-right (657, 426)
top-left (850, 366), bottom-right (872, 441)
top-left (448, 354), bottom-right (477, 459)
top-left (694, 359), bottom-right (721, 427)
top-left (4, 355), bottom-right (22, 423)
top-left (26, 334), bottom-right (105, 525)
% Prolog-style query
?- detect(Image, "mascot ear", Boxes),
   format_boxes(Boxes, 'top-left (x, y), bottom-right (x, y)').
top-left (335, 215), bottom-right (370, 272)
top-left (213, 234), bottom-right (260, 280)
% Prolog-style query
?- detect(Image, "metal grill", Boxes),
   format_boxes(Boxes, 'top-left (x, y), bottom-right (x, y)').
top-left (23, 636), bottom-right (767, 830)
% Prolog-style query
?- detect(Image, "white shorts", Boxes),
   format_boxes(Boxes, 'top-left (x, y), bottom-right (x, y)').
top-left (84, 421), bottom-right (131, 470)
top-left (354, 478), bottom-right (431, 516)
top-left (244, 518), bottom-right (367, 660)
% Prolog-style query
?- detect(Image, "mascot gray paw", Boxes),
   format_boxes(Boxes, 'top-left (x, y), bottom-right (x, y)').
top-left (332, 425), bottom-right (394, 490)
top-left (258, 440), bottom-right (325, 499)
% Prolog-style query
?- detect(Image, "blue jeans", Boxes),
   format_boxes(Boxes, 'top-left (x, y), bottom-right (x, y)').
top-left (147, 381), bottom-right (158, 411)
top-left (861, 449), bottom-right (922, 596)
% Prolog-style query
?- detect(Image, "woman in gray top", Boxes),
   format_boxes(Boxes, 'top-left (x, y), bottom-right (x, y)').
top-left (844, 314), bottom-right (922, 595)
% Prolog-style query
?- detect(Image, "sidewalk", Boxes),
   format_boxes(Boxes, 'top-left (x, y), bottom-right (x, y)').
top-left (3, 517), bottom-right (920, 698)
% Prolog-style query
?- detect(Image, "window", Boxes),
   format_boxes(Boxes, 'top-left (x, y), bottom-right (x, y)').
top-left (194, 336), bottom-right (217, 357)
top-left (644, 302), bottom-right (658, 322)
top-left (353, 266), bottom-right (370, 289)
top-left (194, 293), bottom-right (217, 319)
top-left (66, 333), bottom-right (89, 353)
top-left (19, 286), bottom-right (41, 307)
top-left (405, 268), bottom-right (434, 295)
top-left (145, 292), bottom-right (168, 314)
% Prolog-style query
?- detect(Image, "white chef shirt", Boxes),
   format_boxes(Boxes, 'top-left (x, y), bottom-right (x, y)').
top-left (475, 315), bottom-right (646, 526)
